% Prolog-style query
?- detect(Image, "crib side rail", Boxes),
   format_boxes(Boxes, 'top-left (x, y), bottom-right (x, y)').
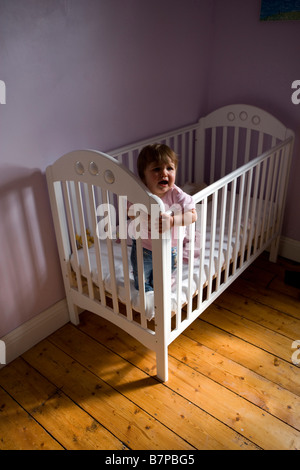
top-left (168, 135), bottom-right (294, 343)
top-left (109, 122), bottom-right (198, 187)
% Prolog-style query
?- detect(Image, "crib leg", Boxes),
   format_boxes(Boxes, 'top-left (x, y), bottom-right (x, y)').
top-left (156, 346), bottom-right (168, 382)
top-left (269, 236), bottom-right (280, 263)
top-left (67, 300), bottom-right (80, 325)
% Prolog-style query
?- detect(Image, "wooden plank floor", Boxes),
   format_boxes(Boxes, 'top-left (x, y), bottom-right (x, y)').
top-left (0, 253), bottom-right (299, 450)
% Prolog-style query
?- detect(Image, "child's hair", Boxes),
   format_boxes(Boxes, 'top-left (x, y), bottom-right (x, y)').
top-left (137, 144), bottom-right (178, 181)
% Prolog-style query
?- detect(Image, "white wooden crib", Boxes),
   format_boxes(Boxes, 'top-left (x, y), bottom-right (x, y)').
top-left (46, 104), bottom-right (294, 382)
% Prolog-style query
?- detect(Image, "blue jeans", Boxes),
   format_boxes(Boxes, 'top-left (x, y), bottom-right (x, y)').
top-left (130, 240), bottom-right (177, 292)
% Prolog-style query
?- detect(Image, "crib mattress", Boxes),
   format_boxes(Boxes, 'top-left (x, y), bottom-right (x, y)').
top-left (71, 231), bottom-right (236, 321)
top-left (71, 197), bottom-right (274, 321)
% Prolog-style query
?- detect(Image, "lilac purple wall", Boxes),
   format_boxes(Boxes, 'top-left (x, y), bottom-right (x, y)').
top-left (0, 0), bottom-right (212, 336)
top-left (207, 0), bottom-right (300, 241)
top-left (0, 0), bottom-right (299, 336)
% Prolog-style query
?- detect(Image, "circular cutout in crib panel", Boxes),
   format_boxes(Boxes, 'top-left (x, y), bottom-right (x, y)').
top-left (89, 161), bottom-right (99, 175)
top-left (239, 111), bottom-right (248, 121)
top-left (227, 112), bottom-right (235, 122)
top-left (75, 161), bottom-right (85, 175)
top-left (252, 115), bottom-right (261, 125)
top-left (104, 169), bottom-right (115, 184)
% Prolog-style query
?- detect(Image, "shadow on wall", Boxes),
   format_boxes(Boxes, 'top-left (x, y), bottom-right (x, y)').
top-left (0, 166), bottom-right (65, 337)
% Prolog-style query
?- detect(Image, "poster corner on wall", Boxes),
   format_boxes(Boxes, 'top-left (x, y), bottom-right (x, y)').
top-left (260, 0), bottom-right (300, 21)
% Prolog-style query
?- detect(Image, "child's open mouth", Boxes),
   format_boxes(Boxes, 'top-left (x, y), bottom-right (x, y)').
top-left (159, 180), bottom-right (168, 186)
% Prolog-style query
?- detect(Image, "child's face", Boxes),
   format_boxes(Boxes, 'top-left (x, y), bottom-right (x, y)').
top-left (143, 157), bottom-right (176, 198)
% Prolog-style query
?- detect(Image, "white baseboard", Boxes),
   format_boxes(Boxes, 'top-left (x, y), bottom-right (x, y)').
top-left (279, 236), bottom-right (300, 263)
top-left (0, 299), bottom-right (69, 367)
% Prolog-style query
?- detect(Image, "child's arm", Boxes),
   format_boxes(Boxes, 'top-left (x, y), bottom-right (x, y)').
top-left (172, 208), bottom-right (197, 227)
top-left (159, 208), bottom-right (197, 233)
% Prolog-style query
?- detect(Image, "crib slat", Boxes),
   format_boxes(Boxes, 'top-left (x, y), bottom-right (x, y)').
top-left (53, 182), bottom-right (71, 260)
top-left (240, 168), bottom-right (253, 260)
top-left (136, 236), bottom-right (147, 327)
top-left (225, 179), bottom-right (237, 282)
top-left (175, 227), bottom-right (184, 330)
top-left (174, 134), bottom-right (181, 186)
top-left (179, 135), bottom-right (185, 186)
top-left (197, 198), bottom-right (207, 309)
top-left (69, 181), bottom-right (81, 236)
top-left (268, 152), bottom-right (280, 239)
top-left (178, 134), bottom-right (184, 186)
top-left (120, 237), bottom-right (133, 321)
top-left (280, 143), bottom-right (292, 212)
top-left (208, 191), bottom-right (218, 298)
top-left (102, 189), bottom-right (119, 314)
top-left (232, 127), bottom-right (239, 172)
top-left (272, 149), bottom-right (285, 236)
top-left (52, 182), bottom-right (76, 294)
top-left (216, 185), bottom-right (227, 290)
top-left (260, 155), bottom-right (274, 247)
top-left (75, 182), bottom-right (94, 299)
top-left (87, 185), bottom-right (106, 305)
top-left (232, 173), bottom-right (245, 274)
top-left (244, 128), bottom-right (251, 164)
top-left (247, 162), bottom-right (261, 261)
top-left (118, 195), bottom-right (133, 321)
top-left (128, 151), bottom-right (135, 174)
top-left (62, 182), bottom-right (83, 294)
top-left (254, 160), bottom-right (267, 252)
top-left (272, 146), bottom-right (289, 237)
top-left (186, 222), bottom-right (195, 319)
top-left (188, 131), bottom-right (194, 182)
top-left (82, 183), bottom-right (93, 235)
top-left (210, 127), bottom-right (216, 183)
top-left (128, 203), bottom-right (148, 327)
top-left (182, 130), bottom-right (194, 179)
top-left (271, 150), bottom-right (283, 237)
top-left (221, 128), bottom-right (228, 178)
top-left (257, 131), bottom-right (264, 156)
